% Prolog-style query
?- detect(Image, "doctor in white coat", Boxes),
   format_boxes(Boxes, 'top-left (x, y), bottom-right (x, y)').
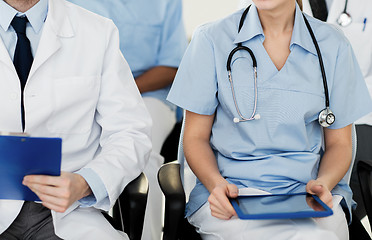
top-left (0, 0), bottom-right (152, 239)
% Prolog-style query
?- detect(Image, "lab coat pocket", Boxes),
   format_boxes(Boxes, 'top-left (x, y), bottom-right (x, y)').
top-left (47, 76), bottom-right (100, 134)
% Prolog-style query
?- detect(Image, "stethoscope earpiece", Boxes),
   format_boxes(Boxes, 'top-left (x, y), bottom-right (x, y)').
top-left (318, 108), bottom-right (335, 128)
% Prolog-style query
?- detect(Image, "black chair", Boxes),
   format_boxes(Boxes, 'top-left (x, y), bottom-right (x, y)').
top-left (161, 121), bottom-right (183, 164)
top-left (102, 172), bottom-right (149, 240)
top-left (348, 210), bottom-right (371, 240)
top-left (358, 160), bottom-right (372, 234)
top-left (158, 162), bottom-right (201, 240)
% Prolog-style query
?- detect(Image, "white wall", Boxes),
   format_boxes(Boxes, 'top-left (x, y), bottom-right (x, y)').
top-left (183, 0), bottom-right (241, 38)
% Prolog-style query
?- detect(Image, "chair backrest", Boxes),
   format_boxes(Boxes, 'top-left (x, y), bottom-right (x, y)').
top-left (158, 162), bottom-right (203, 240)
top-left (343, 124), bottom-right (357, 184)
top-left (158, 163), bottom-right (186, 240)
top-left (103, 172), bottom-right (149, 240)
top-left (357, 160), bottom-right (372, 227)
top-left (177, 115), bottom-right (197, 201)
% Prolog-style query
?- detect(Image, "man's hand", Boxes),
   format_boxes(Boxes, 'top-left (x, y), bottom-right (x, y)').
top-left (23, 171), bottom-right (92, 213)
top-left (306, 179), bottom-right (333, 208)
top-left (208, 183), bottom-right (238, 220)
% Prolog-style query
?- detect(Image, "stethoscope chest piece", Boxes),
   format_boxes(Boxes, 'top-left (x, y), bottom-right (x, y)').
top-left (318, 107), bottom-right (335, 127)
top-left (337, 12), bottom-right (352, 27)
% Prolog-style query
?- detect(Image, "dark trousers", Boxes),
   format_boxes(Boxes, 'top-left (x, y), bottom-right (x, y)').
top-left (350, 124), bottom-right (372, 220)
top-left (0, 202), bottom-right (63, 240)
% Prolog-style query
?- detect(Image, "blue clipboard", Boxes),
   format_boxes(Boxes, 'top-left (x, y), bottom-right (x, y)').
top-left (0, 135), bottom-right (62, 201)
top-left (230, 192), bottom-right (333, 220)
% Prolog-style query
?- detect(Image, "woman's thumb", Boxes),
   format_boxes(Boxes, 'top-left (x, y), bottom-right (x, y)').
top-left (310, 184), bottom-right (324, 195)
top-left (227, 184), bottom-right (239, 198)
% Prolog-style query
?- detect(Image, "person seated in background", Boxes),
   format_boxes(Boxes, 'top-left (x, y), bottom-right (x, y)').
top-left (65, 0), bottom-right (188, 239)
top-left (167, 0), bottom-right (372, 239)
top-left (0, 0), bottom-right (152, 239)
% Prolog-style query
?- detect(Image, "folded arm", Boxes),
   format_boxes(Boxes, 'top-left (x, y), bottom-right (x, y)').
top-left (135, 66), bottom-right (177, 93)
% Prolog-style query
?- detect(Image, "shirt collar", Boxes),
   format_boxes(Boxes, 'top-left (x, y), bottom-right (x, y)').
top-left (233, 4), bottom-right (263, 44)
top-left (0, 0), bottom-right (17, 31)
top-left (290, 3), bottom-right (317, 55)
top-left (233, 3), bottom-right (317, 56)
top-left (0, 0), bottom-right (48, 34)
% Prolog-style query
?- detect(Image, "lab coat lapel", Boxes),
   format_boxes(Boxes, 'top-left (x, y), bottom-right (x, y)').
top-left (0, 37), bottom-right (16, 73)
top-left (303, 0), bottom-right (314, 17)
top-left (28, 0), bottom-right (74, 80)
top-left (0, 38), bottom-right (21, 92)
top-left (326, 1), bottom-right (345, 23)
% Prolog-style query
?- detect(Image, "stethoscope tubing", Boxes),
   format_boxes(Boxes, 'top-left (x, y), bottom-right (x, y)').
top-left (227, 5), bottom-right (334, 127)
top-left (228, 67), bottom-right (258, 122)
top-left (343, 0), bottom-right (349, 14)
top-left (302, 15), bottom-right (330, 108)
top-left (227, 45), bottom-right (257, 70)
top-left (337, 0), bottom-right (352, 27)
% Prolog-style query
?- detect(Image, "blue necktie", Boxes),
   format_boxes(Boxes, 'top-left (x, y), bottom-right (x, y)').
top-left (11, 16), bottom-right (33, 130)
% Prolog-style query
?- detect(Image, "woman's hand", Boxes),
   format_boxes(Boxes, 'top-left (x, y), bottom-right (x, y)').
top-left (208, 183), bottom-right (239, 220)
top-left (306, 179), bottom-right (333, 208)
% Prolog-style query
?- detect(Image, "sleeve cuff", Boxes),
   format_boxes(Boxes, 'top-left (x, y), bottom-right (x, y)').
top-left (75, 168), bottom-right (109, 207)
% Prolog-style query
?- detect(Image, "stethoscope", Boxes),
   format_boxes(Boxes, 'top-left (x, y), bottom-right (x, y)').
top-left (227, 5), bottom-right (335, 127)
top-left (337, 0), bottom-right (352, 27)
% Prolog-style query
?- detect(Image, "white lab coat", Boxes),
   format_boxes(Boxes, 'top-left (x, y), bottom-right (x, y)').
top-left (0, 0), bottom-right (152, 239)
top-left (303, 0), bottom-right (372, 125)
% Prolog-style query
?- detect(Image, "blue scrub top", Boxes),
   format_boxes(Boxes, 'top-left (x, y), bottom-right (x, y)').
top-left (67, 0), bottom-right (188, 109)
top-left (167, 4), bottom-right (372, 218)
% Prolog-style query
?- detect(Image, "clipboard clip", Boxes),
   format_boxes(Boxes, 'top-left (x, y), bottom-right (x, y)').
top-left (0, 132), bottom-right (30, 137)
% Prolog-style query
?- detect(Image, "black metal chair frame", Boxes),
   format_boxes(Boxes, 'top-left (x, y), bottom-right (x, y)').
top-left (358, 160), bottom-right (372, 234)
top-left (103, 172), bottom-right (149, 240)
top-left (158, 162), bottom-right (201, 240)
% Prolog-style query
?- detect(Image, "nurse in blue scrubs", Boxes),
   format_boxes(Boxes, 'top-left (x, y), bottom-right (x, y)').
top-left (167, 0), bottom-right (372, 239)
